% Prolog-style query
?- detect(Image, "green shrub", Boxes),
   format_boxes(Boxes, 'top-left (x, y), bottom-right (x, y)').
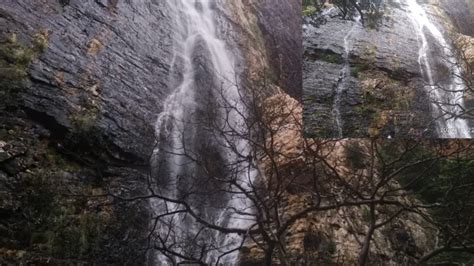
top-left (303, 6), bottom-right (318, 16)
top-left (0, 32), bottom-right (49, 107)
top-left (0, 37), bottom-right (32, 95)
top-left (305, 50), bottom-right (344, 64)
top-left (351, 63), bottom-right (372, 78)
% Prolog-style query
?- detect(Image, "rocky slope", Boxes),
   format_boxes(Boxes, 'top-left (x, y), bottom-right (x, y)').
top-left (0, 0), bottom-right (300, 263)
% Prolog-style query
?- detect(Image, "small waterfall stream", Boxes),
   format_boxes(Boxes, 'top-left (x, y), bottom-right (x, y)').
top-left (402, 0), bottom-right (471, 138)
top-left (332, 15), bottom-right (361, 137)
top-left (150, 0), bottom-right (255, 264)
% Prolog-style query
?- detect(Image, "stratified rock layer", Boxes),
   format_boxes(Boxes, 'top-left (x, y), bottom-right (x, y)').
top-left (0, 0), bottom-right (302, 263)
top-left (1, 0), bottom-right (176, 161)
top-left (303, 3), bottom-right (434, 138)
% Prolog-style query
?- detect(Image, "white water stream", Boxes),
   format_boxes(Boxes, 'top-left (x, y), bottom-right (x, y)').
top-left (333, 15), bottom-right (362, 137)
top-left (151, 0), bottom-right (255, 264)
top-left (402, 0), bottom-right (471, 138)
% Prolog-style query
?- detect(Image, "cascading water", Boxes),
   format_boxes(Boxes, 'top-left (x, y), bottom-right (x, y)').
top-left (401, 0), bottom-right (471, 138)
top-left (332, 15), bottom-right (361, 137)
top-left (150, 0), bottom-right (255, 265)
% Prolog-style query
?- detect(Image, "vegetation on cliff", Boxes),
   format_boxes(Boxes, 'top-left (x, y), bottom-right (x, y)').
top-left (0, 33), bottom-right (148, 263)
top-left (303, 0), bottom-right (384, 27)
top-left (0, 32), bottom-right (46, 107)
top-left (109, 76), bottom-right (474, 265)
top-left (1, 1), bottom-right (473, 265)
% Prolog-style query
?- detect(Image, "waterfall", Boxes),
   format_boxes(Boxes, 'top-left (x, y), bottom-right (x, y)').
top-left (401, 0), bottom-right (471, 138)
top-left (150, 0), bottom-right (255, 264)
top-left (332, 15), bottom-right (362, 137)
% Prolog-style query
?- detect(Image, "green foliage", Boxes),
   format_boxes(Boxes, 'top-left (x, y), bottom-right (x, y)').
top-left (331, 0), bottom-right (384, 28)
top-left (305, 50), bottom-right (344, 64)
top-left (361, 206), bottom-right (371, 222)
top-left (407, 158), bottom-right (474, 263)
top-left (302, 0), bottom-right (325, 16)
top-left (302, 0), bottom-right (323, 8)
top-left (322, 53), bottom-right (344, 64)
top-left (15, 167), bottom-right (108, 260)
top-left (49, 211), bottom-right (104, 258)
top-left (409, 159), bottom-right (474, 207)
top-left (346, 142), bottom-right (368, 169)
top-left (69, 97), bottom-right (102, 150)
top-left (0, 32), bottom-right (48, 107)
top-left (32, 33), bottom-right (49, 53)
top-left (362, 0), bottom-right (385, 29)
top-left (0, 36), bottom-right (33, 100)
top-left (351, 63), bottom-right (372, 78)
top-left (389, 67), bottom-right (407, 81)
top-left (380, 142), bottom-right (474, 263)
top-left (303, 6), bottom-right (318, 16)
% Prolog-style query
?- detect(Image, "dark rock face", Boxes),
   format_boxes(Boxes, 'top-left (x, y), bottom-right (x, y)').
top-left (303, 5), bottom-right (434, 138)
top-left (1, 0), bottom-right (174, 162)
top-left (0, 112), bottom-right (150, 264)
top-left (0, 0), bottom-right (172, 263)
top-left (0, 0), bottom-right (301, 263)
top-left (0, 0), bottom-right (302, 160)
top-left (253, 0), bottom-right (302, 100)
top-left (304, 10), bottom-right (421, 74)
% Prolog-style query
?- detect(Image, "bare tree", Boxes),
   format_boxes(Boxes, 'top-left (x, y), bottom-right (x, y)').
top-left (326, 139), bottom-right (474, 265)
top-left (102, 75), bottom-right (474, 265)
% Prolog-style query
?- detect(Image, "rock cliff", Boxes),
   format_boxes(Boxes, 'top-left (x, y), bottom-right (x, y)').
top-left (239, 94), bottom-right (435, 265)
top-left (427, 0), bottom-right (474, 130)
top-left (0, 0), bottom-right (300, 263)
top-left (303, 0), bottom-right (472, 138)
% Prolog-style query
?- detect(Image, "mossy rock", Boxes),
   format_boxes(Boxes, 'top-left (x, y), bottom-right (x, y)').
top-left (305, 49), bottom-right (344, 64)
top-left (0, 32), bottom-right (49, 107)
top-left (303, 6), bottom-right (318, 16)
top-left (350, 63), bottom-right (373, 78)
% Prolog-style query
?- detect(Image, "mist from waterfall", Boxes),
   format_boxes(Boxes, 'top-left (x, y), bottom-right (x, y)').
top-left (150, 0), bottom-right (255, 264)
top-left (401, 0), bottom-right (471, 138)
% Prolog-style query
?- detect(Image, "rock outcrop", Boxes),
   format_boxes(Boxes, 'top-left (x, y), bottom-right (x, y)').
top-left (1, 0), bottom-right (175, 161)
top-left (434, 0), bottom-right (474, 37)
top-left (240, 93), bottom-right (435, 265)
top-left (1, 0), bottom-right (171, 263)
top-left (303, 3), bottom-right (437, 138)
top-left (222, 0), bottom-right (302, 100)
top-left (0, 0), bottom-right (302, 263)
top-left (252, 0), bottom-right (302, 99)
top-left (426, 0), bottom-right (474, 129)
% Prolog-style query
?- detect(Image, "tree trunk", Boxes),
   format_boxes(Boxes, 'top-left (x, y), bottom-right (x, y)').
top-left (358, 204), bottom-right (376, 266)
top-left (264, 243), bottom-right (276, 266)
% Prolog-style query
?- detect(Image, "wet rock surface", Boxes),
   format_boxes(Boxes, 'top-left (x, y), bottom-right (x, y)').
top-left (437, 0), bottom-right (474, 37)
top-left (218, 0), bottom-right (302, 100)
top-left (1, 0), bottom-right (174, 162)
top-left (253, 0), bottom-right (302, 99)
top-left (0, 0), bottom-right (178, 263)
top-left (0, 111), bottom-right (149, 264)
top-left (1, 0), bottom-right (303, 263)
top-left (303, 5), bottom-right (434, 138)
top-left (430, 0), bottom-right (474, 132)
